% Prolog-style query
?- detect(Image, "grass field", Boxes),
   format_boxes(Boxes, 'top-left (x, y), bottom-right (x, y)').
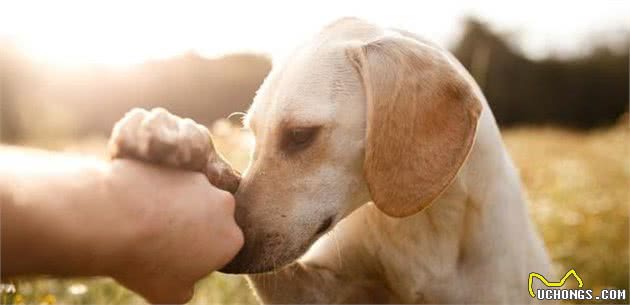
top-left (2, 120), bottom-right (628, 305)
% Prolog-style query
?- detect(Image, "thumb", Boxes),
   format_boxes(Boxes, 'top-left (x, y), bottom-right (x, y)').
top-left (120, 278), bottom-right (195, 304)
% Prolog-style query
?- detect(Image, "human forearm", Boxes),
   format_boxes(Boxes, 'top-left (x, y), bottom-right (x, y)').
top-left (0, 147), bottom-right (243, 303)
top-left (0, 147), bottom-right (121, 277)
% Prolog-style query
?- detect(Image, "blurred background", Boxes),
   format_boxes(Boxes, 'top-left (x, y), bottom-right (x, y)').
top-left (1, 1), bottom-right (628, 304)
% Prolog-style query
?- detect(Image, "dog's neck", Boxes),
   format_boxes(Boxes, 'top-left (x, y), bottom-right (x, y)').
top-left (371, 107), bottom-right (541, 302)
top-left (298, 105), bottom-right (541, 302)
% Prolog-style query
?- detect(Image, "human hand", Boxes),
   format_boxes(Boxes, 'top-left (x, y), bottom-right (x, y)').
top-left (108, 108), bottom-right (240, 194)
top-left (0, 148), bottom-right (242, 304)
top-left (103, 160), bottom-right (243, 303)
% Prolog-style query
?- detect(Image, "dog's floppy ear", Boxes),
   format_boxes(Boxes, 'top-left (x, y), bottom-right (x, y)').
top-left (346, 36), bottom-right (482, 217)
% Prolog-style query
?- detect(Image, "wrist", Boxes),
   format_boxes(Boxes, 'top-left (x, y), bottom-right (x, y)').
top-left (46, 160), bottom-right (117, 277)
top-left (79, 163), bottom-right (118, 276)
top-left (31, 159), bottom-right (131, 277)
top-left (88, 162), bottom-right (139, 278)
top-left (95, 161), bottom-right (160, 280)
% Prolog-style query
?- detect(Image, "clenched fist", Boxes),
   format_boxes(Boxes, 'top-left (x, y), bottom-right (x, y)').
top-left (109, 108), bottom-right (240, 194)
top-left (105, 108), bottom-right (245, 303)
top-left (105, 160), bottom-right (244, 303)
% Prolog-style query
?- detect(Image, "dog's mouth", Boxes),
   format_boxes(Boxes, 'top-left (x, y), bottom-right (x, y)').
top-left (219, 216), bottom-right (337, 275)
top-left (314, 216), bottom-right (334, 237)
top-left (219, 243), bottom-right (301, 274)
top-left (218, 229), bottom-right (299, 274)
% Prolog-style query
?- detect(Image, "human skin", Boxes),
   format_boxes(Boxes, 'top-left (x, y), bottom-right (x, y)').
top-left (0, 147), bottom-right (243, 304)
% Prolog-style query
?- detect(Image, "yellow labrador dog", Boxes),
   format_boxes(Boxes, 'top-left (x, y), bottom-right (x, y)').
top-left (109, 18), bottom-right (551, 303)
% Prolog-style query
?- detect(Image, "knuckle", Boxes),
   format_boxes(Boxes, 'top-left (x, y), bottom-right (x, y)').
top-left (219, 190), bottom-right (236, 213)
top-left (175, 287), bottom-right (195, 304)
top-left (180, 120), bottom-right (209, 154)
top-left (119, 108), bottom-right (148, 129)
top-left (141, 109), bottom-right (210, 171)
top-left (110, 107), bottom-right (211, 172)
top-left (147, 134), bottom-right (177, 162)
top-left (121, 109), bottom-right (148, 134)
top-left (138, 108), bottom-right (183, 164)
top-left (146, 282), bottom-right (194, 304)
top-left (232, 224), bottom-right (245, 249)
top-left (148, 107), bottom-right (175, 125)
top-left (216, 228), bottom-right (243, 268)
top-left (144, 110), bottom-right (177, 139)
top-left (225, 190), bottom-right (236, 206)
top-left (108, 108), bottom-right (148, 159)
top-left (127, 107), bottom-right (149, 118)
top-left (223, 226), bottom-right (244, 266)
top-left (190, 171), bottom-right (209, 185)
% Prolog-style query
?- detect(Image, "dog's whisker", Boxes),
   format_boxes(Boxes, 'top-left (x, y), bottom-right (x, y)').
top-left (227, 111), bottom-right (246, 121)
top-left (332, 227), bottom-right (343, 270)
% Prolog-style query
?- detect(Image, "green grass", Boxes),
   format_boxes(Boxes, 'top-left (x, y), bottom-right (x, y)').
top-left (2, 120), bottom-right (628, 304)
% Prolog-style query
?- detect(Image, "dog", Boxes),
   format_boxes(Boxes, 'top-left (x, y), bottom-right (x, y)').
top-left (109, 17), bottom-right (551, 304)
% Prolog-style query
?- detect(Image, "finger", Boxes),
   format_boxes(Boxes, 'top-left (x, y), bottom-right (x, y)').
top-left (109, 108), bottom-right (148, 159)
top-left (146, 286), bottom-right (194, 305)
top-left (124, 280), bottom-right (195, 305)
top-left (176, 118), bottom-right (211, 171)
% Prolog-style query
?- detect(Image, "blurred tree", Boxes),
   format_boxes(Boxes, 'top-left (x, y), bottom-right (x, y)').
top-left (1, 52), bottom-right (271, 140)
top-left (75, 52), bottom-right (271, 136)
top-left (0, 41), bottom-right (22, 143)
top-left (1, 20), bottom-right (628, 143)
top-left (453, 18), bottom-right (629, 128)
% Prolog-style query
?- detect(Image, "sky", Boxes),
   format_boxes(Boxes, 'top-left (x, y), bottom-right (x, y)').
top-left (1, 0), bottom-right (628, 66)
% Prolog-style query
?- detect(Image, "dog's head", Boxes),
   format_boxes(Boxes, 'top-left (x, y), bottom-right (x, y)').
top-left (221, 18), bottom-right (482, 274)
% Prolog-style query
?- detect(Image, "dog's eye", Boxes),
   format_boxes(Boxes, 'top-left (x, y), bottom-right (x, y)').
top-left (282, 127), bottom-right (320, 152)
top-left (290, 128), bottom-right (315, 144)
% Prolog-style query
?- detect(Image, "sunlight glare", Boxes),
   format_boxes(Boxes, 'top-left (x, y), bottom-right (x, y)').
top-left (1, 0), bottom-right (628, 66)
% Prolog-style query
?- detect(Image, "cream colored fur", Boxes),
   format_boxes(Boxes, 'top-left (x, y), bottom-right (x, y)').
top-left (109, 17), bottom-right (551, 304)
